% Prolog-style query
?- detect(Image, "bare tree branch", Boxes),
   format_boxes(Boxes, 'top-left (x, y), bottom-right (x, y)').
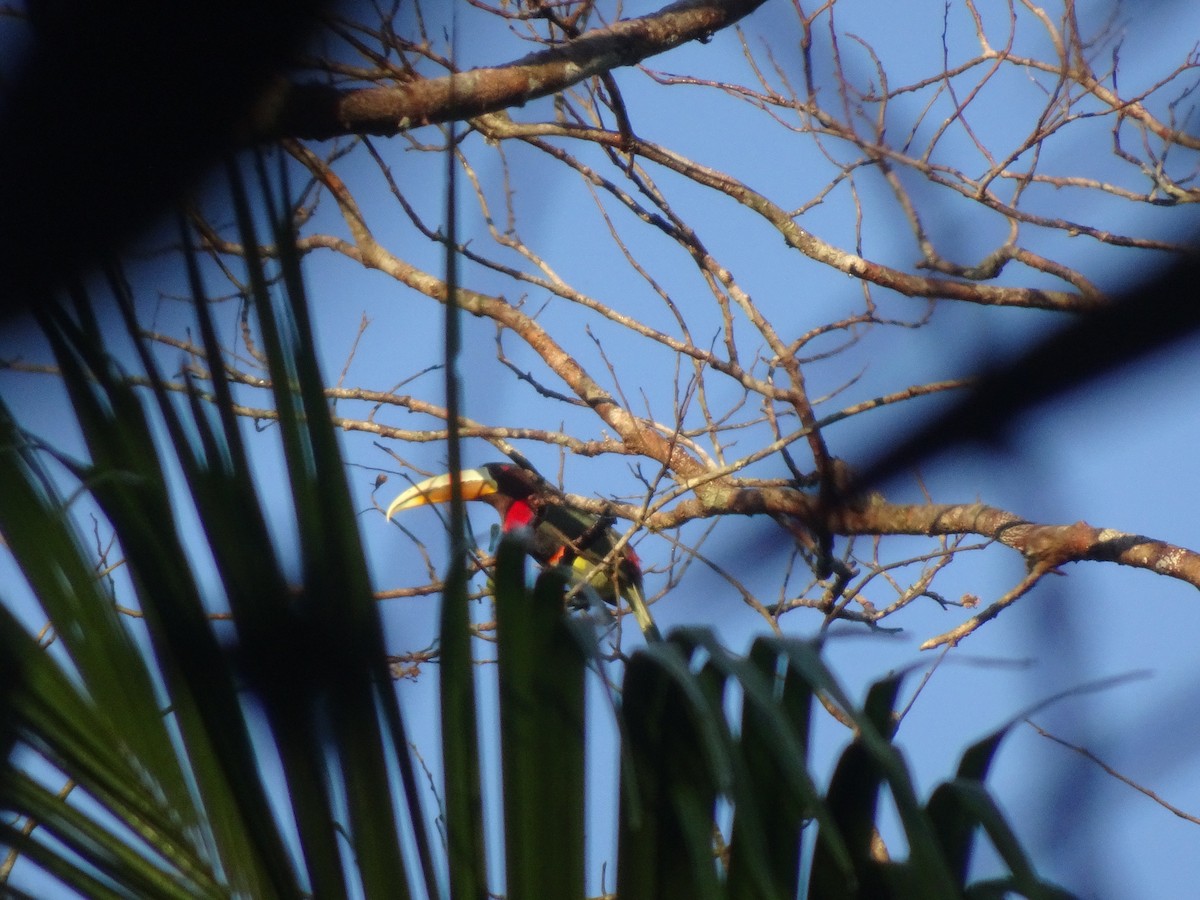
top-left (259, 0), bottom-right (771, 139)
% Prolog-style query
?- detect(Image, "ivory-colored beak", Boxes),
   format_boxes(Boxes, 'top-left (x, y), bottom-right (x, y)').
top-left (385, 469), bottom-right (496, 520)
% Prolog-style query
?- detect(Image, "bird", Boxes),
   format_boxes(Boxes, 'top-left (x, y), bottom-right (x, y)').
top-left (386, 462), bottom-right (661, 641)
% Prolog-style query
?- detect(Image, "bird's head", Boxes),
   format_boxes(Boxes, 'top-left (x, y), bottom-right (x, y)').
top-left (385, 462), bottom-right (543, 529)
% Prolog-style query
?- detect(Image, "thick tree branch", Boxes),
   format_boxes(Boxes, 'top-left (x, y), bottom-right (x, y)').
top-left (558, 485), bottom-right (1200, 595)
top-left (257, 0), bottom-right (769, 139)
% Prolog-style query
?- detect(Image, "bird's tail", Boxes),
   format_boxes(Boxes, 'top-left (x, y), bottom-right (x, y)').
top-left (625, 583), bottom-right (662, 643)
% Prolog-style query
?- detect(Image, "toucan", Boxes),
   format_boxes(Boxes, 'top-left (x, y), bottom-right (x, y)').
top-left (386, 462), bottom-right (661, 641)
